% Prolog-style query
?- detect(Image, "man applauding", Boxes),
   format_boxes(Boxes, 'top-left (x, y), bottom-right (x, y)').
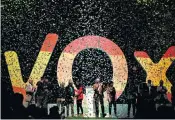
top-left (93, 78), bottom-right (106, 118)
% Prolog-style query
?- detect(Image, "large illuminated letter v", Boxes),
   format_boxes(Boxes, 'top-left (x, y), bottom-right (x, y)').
top-left (4, 34), bottom-right (58, 97)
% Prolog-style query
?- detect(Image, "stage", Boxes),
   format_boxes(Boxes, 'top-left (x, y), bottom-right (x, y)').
top-left (47, 103), bottom-right (134, 118)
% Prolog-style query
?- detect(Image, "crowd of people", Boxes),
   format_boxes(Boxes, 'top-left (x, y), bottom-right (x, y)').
top-left (5, 77), bottom-right (175, 119)
top-left (128, 80), bottom-right (175, 118)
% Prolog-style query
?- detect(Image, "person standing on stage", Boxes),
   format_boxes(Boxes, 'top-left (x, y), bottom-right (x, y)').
top-left (65, 81), bottom-right (75, 117)
top-left (127, 87), bottom-right (137, 118)
top-left (107, 81), bottom-right (117, 117)
top-left (93, 78), bottom-right (106, 118)
top-left (35, 77), bottom-right (44, 108)
top-left (156, 80), bottom-right (168, 103)
top-left (155, 80), bottom-right (168, 110)
top-left (146, 80), bottom-right (156, 117)
top-left (75, 81), bottom-right (84, 116)
top-left (147, 80), bottom-right (156, 101)
top-left (57, 83), bottom-right (66, 115)
top-left (25, 79), bottom-right (35, 106)
top-left (42, 78), bottom-right (51, 108)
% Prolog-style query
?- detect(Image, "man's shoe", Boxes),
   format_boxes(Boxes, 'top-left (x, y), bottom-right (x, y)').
top-left (80, 114), bottom-right (84, 117)
top-left (102, 113), bottom-right (106, 118)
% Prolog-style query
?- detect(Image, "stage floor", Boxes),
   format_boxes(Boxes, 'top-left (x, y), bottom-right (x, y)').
top-left (48, 103), bottom-right (134, 118)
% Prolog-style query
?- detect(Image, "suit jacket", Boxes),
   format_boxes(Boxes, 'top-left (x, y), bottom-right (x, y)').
top-left (65, 85), bottom-right (75, 103)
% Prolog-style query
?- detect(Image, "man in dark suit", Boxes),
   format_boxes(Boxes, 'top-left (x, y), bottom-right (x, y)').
top-left (127, 87), bottom-right (137, 118)
top-left (147, 80), bottom-right (156, 118)
top-left (65, 81), bottom-right (75, 117)
top-left (93, 78), bottom-right (106, 118)
top-left (35, 77), bottom-right (44, 108)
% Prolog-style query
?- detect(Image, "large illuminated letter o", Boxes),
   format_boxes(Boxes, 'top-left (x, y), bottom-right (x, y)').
top-left (57, 36), bottom-right (128, 98)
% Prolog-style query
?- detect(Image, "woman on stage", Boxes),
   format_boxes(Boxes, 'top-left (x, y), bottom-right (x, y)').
top-left (75, 82), bottom-right (84, 116)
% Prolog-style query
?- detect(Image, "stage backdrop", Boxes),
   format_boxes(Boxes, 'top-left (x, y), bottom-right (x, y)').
top-left (1, 0), bottom-right (175, 118)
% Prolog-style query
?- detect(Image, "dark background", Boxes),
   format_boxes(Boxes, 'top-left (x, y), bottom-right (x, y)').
top-left (1, 0), bottom-right (175, 118)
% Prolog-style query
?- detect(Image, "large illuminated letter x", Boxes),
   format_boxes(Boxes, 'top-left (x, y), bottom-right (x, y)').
top-left (134, 46), bottom-right (175, 100)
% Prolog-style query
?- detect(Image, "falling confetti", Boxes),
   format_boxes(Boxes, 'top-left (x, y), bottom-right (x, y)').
top-left (1, 0), bottom-right (175, 118)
